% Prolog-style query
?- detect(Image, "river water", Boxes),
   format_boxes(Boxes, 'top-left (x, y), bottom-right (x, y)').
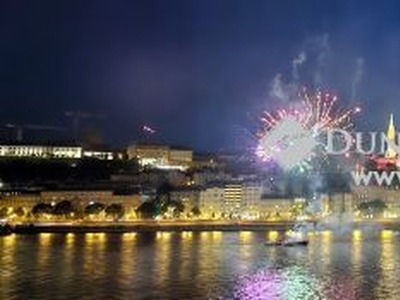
top-left (0, 229), bottom-right (399, 299)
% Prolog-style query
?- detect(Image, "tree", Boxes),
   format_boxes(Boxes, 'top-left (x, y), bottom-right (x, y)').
top-left (291, 203), bottom-right (305, 218)
top-left (32, 203), bottom-right (54, 216)
top-left (0, 207), bottom-right (8, 218)
top-left (191, 205), bottom-right (201, 217)
top-left (160, 200), bottom-right (185, 218)
top-left (156, 182), bottom-right (189, 218)
top-left (14, 207), bottom-right (26, 217)
top-left (54, 200), bottom-right (75, 217)
top-left (136, 201), bottom-right (157, 219)
top-left (154, 183), bottom-right (173, 217)
top-left (105, 204), bottom-right (125, 220)
top-left (171, 200), bottom-right (185, 218)
top-left (84, 202), bottom-right (105, 216)
top-left (358, 199), bottom-right (387, 218)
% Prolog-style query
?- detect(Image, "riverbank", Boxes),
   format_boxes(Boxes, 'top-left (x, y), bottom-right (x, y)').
top-left (13, 221), bottom-right (295, 233)
top-left (9, 220), bottom-right (400, 234)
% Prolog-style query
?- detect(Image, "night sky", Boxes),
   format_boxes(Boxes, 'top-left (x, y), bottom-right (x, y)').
top-left (1, 0), bottom-right (400, 151)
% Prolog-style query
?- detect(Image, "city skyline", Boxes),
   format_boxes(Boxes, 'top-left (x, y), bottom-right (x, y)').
top-left (2, 1), bottom-right (400, 151)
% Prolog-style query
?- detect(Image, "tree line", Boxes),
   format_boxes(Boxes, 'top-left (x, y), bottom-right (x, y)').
top-left (0, 201), bottom-right (125, 221)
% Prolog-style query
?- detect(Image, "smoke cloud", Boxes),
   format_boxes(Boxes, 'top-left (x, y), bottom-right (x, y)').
top-left (292, 51), bottom-right (307, 81)
top-left (267, 33), bottom-right (364, 107)
top-left (350, 57), bottom-right (364, 102)
top-left (268, 73), bottom-right (297, 103)
top-left (313, 33), bottom-right (330, 87)
top-left (269, 74), bottom-right (286, 101)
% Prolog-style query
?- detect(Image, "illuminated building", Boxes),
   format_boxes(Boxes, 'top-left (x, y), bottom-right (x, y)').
top-left (241, 183), bottom-right (264, 219)
top-left (191, 153), bottom-right (218, 169)
top-left (127, 144), bottom-right (169, 165)
top-left (352, 185), bottom-right (400, 218)
top-left (0, 190), bottom-right (41, 211)
top-left (222, 182), bottom-right (263, 216)
top-left (181, 182), bottom-right (264, 218)
top-left (385, 113), bottom-right (397, 158)
top-left (0, 188), bottom-right (142, 221)
top-left (0, 141), bottom-right (116, 160)
top-left (199, 186), bottom-right (224, 217)
top-left (257, 197), bottom-right (294, 220)
top-left (242, 183), bottom-right (263, 207)
top-left (169, 186), bottom-right (201, 214)
top-left (127, 143), bottom-right (192, 170)
top-left (0, 142), bottom-right (82, 158)
top-left (191, 170), bottom-right (232, 186)
top-left (223, 183), bottom-right (243, 214)
top-left (1, 189), bottom-right (141, 209)
top-left (373, 113), bottom-right (399, 169)
top-left (83, 149), bottom-right (113, 160)
top-left (41, 190), bottom-right (114, 204)
top-left (327, 193), bottom-right (354, 215)
top-left (169, 148), bottom-right (192, 166)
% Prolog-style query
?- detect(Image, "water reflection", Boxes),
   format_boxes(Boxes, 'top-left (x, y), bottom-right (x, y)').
top-left (320, 230), bottom-right (332, 267)
top-left (239, 231), bottom-right (253, 243)
top-left (267, 230), bottom-right (279, 241)
top-left (234, 266), bottom-right (324, 299)
top-left (120, 232), bottom-right (137, 279)
top-left (37, 233), bottom-right (52, 269)
top-left (377, 230), bottom-right (398, 298)
top-left (1, 230), bottom-right (400, 299)
top-left (154, 232), bottom-right (172, 295)
top-left (0, 234), bottom-right (16, 299)
top-left (83, 233), bottom-right (107, 277)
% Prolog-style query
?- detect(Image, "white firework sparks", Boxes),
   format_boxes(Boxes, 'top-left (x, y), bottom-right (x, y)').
top-left (257, 88), bottom-right (361, 171)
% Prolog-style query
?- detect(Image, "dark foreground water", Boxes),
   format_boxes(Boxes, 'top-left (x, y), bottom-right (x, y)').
top-left (1, 229), bottom-right (399, 299)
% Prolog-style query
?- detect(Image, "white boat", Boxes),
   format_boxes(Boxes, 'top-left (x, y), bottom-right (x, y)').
top-left (265, 239), bottom-right (308, 247)
top-left (265, 224), bottom-right (309, 247)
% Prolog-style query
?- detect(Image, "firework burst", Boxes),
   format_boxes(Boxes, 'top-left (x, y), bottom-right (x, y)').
top-left (260, 89), bottom-right (360, 133)
top-left (257, 88), bottom-right (361, 171)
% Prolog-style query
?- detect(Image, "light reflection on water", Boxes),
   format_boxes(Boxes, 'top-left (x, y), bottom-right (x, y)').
top-left (1, 230), bottom-right (400, 299)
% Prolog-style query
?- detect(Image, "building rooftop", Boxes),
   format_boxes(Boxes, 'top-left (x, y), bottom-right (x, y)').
top-left (129, 142), bottom-right (191, 151)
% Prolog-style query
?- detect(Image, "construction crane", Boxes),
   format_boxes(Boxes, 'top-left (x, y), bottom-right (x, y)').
top-left (64, 111), bottom-right (105, 141)
top-left (5, 124), bottom-right (66, 142)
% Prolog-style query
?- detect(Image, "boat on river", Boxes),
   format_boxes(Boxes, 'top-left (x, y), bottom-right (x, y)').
top-left (0, 223), bottom-right (13, 236)
top-left (282, 239), bottom-right (309, 246)
top-left (265, 239), bottom-right (309, 247)
top-left (265, 222), bottom-right (310, 247)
